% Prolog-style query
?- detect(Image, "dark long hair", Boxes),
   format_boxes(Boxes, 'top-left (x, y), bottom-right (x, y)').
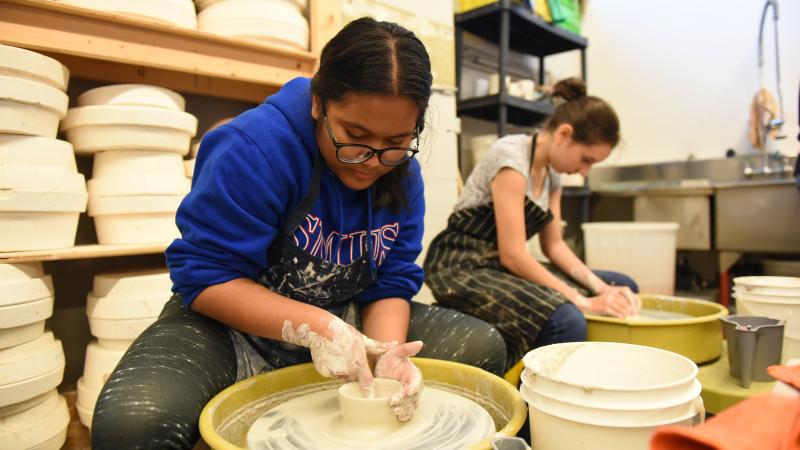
top-left (543, 77), bottom-right (620, 147)
top-left (311, 17), bottom-right (433, 211)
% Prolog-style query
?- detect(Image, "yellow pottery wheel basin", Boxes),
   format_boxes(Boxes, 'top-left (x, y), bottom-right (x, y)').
top-left (199, 357), bottom-right (527, 450)
top-left (585, 295), bottom-right (728, 364)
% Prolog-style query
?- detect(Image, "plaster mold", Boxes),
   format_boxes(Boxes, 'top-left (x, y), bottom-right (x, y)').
top-left (197, 0), bottom-right (309, 50)
top-left (0, 136), bottom-right (77, 172)
top-left (0, 75), bottom-right (69, 138)
top-left (0, 389), bottom-right (69, 450)
top-left (55, 0), bottom-right (197, 29)
top-left (93, 150), bottom-right (186, 180)
top-left (0, 44), bottom-right (69, 91)
top-left (78, 84), bottom-right (186, 111)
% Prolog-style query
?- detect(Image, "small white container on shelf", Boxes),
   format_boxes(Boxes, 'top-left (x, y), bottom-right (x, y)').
top-left (60, 105), bottom-right (198, 155)
top-left (0, 43), bottom-right (70, 91)
top-left (0, 75), bottom-right (69, 138)
top-left (56, 0), bottom-right (198, 29)
top-left (0, 135), bottom-right (78, 173)
top-left (0, 389), bottom-right (69, 450)
top-left (198, 0), bottom-right (310, 50)
top-left (78, 84), bottom-right (186, 111)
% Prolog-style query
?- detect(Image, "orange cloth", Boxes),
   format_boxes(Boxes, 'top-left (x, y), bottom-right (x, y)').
top-left (650, 393), bottom-right (800, 450)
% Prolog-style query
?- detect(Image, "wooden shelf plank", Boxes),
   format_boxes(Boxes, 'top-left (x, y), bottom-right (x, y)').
top-left (0, 0), bottom-right (317, 102)
top-left (0, 243), bottom-right (168, 263)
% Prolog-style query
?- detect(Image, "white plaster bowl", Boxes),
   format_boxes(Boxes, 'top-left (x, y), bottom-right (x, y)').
top-left (0, 262), bottom-right (45, 283)
top-left (87, 292), bottom-right (170, 320)
top-left (0, 135), bottom-right (77, 172)
top-left (185, 159), bottom-right (196, 178)
top-left (61, 105), bottom-right (198, 155)
top-left (76, 398), bottom-right (94, 429)
top-left (0, 332), bottom-right (64, 386)
top-left (92, 268), bottom-right (172, 299)
top-left (0, 276), bottom-right (54, 307)
top-left (198, 0), bottom-right (309, 50)
top-left (78, 84), bottom-right (186, 111)
top-left (0, 297), bottom-right (54, 330)
top-left (80, 340), bottom-right (127, 388)
top-left (0, 44), bottom-right (70, 91)
top-left (88, 175), bottom-right (190, 197)
top-left (0, 167), bottom-right (88, 251)
top-left (0, 359), bottom-right (64, 408)
top-left (0, 321), bottom-right (46, 349)
top-left (0, 75), bottom-right (69, 138)
top-left (88, 316), bottom-right (158, 344)
top-left (76, 376), bottom-right (102, 412)
top-left (57, 0), bottom-right (197, 29)
top-left (0, 390), bottom-right (69, 450)
top-left (93, 150), bottom-right (186, 180)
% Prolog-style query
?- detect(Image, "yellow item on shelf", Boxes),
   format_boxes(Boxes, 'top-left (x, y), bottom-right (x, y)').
top-left (533, 0), bottom-right (552, 21)
top-left (456, 0), bottom-right (524, 13)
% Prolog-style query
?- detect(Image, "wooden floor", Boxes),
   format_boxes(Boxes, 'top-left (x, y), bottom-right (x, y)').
top-left (60, 390), bottom-right (211, 450)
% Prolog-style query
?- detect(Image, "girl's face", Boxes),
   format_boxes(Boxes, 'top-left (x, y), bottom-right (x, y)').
top-left (312, 92), bottom-right (419, 191)
top-left (546, 123), bottom-right (613, 176)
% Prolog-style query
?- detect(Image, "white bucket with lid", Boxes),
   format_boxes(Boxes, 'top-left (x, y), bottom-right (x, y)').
top-left (521, 342), bottom-right (703, 450)
top-left (733, 276), bottom-right (800, 295)
top-left (582, 222), bottom-right (679, 295)
top-left (735, 290), bottom-right (800, 336)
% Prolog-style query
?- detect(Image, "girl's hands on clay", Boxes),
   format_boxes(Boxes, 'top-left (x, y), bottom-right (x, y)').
top-left (605, 286), bottom-right (641, 314)
top-left (282, 316), bottom-right (395, 398)
top-left (374, 340), bottom-right (424, 422)
top-left (574, 291), bottom-right (638, 318)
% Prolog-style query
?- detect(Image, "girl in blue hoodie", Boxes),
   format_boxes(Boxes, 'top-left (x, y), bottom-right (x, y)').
top-left (91, 17), bottom-right (506, 449)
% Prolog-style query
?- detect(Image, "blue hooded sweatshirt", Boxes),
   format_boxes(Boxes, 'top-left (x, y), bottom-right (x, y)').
top-left (166, 77), bottom-right (425, 306)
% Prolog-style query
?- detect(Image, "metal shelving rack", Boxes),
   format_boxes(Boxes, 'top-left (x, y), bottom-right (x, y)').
top-left (455, 0), bottom-right (588, 136)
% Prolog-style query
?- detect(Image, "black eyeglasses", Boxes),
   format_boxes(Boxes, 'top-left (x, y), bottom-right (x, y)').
top-left (322, 113), bottom-right (419, 166)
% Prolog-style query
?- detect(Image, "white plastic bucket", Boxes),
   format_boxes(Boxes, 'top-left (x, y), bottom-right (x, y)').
top-left (582, 222), bottom-right (679, 295)
top-left (520, 342), bottom-right (702, 450)
top-left (784, 332), bottom-right (800, 363)
top-left (735, 291), bottom-right (800, 335)
top-left (733, 276), bottom-right (800, 295)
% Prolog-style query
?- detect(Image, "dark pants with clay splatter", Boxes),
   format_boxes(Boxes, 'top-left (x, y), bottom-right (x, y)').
top-left (90, 295), bottom-right (506, 449)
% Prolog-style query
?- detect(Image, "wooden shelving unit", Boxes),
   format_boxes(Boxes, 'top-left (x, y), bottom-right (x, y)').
top-left (0, 243), bottom-right (169, 263)
top-left (0, 0), bottom-right (338, 103)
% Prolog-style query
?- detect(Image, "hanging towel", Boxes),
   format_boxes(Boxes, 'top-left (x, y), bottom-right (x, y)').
top-left (749, 87), bottom-right (781, 150)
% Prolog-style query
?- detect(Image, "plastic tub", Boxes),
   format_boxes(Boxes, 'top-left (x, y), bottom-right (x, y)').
top-left (733, 276), bottom-right (800, 295)
top-left (0, 44), bottom-right (70, 91)
top-left (0, 135), bottom-right (77, 172)
top-left (520, 342), bottom-right (702, 450)
top-left (61, 105), bottom-right (198, 154)
top-left (200, 358), bottom-right (526, 450)
top-left (521, 342), bottom-right (698, 408)
top-left (585, 295), bottom-right (728, 364)
top-left (78, 84), bottom-right (186, 111)
top-left (582, 222), bottom-right (679, 295)
top-left (0, 389), bottom-right (69, 450)
top-left (197, 0), bottom-right (309, 50)
top-left (0, 75), bottom-right (69, 138)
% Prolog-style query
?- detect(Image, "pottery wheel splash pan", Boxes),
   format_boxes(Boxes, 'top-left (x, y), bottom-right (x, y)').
top-left (199, 358), bottom-right (527, 450)
top-left (585, 295), bottom-right (728, 364)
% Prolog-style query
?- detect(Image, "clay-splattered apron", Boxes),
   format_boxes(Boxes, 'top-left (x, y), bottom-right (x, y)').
top-left (423, 140), bottom-right (567, 368)
top-left (230, 153), bottom-right (377, 379)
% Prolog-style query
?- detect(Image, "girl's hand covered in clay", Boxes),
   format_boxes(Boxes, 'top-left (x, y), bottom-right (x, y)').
top-left (282, 317), bottom-right (395, 398)
top-left (374, 340), bottom-right (424, 422)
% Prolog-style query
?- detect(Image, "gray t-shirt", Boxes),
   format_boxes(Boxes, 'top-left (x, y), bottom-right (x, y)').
top-left (455, 134), bottom-right (561, 212)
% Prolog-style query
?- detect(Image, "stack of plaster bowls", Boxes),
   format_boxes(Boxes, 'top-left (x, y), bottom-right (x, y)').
top-left (734, 276), bottom-right (800, 363)
top-left (520, 342), bottom-right (704, 450)
top-left (55, 0), bottom-right (197, 28)
top-left (62, 84), bottom-right (197, 244)
top-left (0, 264), bottom-right (68, 448)
top-left (0, 263), bottom-right (55, 349)
top-left (197, 0), bottom-right (309, 50)
top-left (0, 45), bottom-right (87, 252)
top-left (77, 268), bottom-right (172, 427)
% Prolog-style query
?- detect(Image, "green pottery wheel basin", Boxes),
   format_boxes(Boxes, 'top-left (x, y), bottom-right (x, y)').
top-left (199, 357), bottom-right (527, 450)
top-left (585, 295), bottom-right (728, 364)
